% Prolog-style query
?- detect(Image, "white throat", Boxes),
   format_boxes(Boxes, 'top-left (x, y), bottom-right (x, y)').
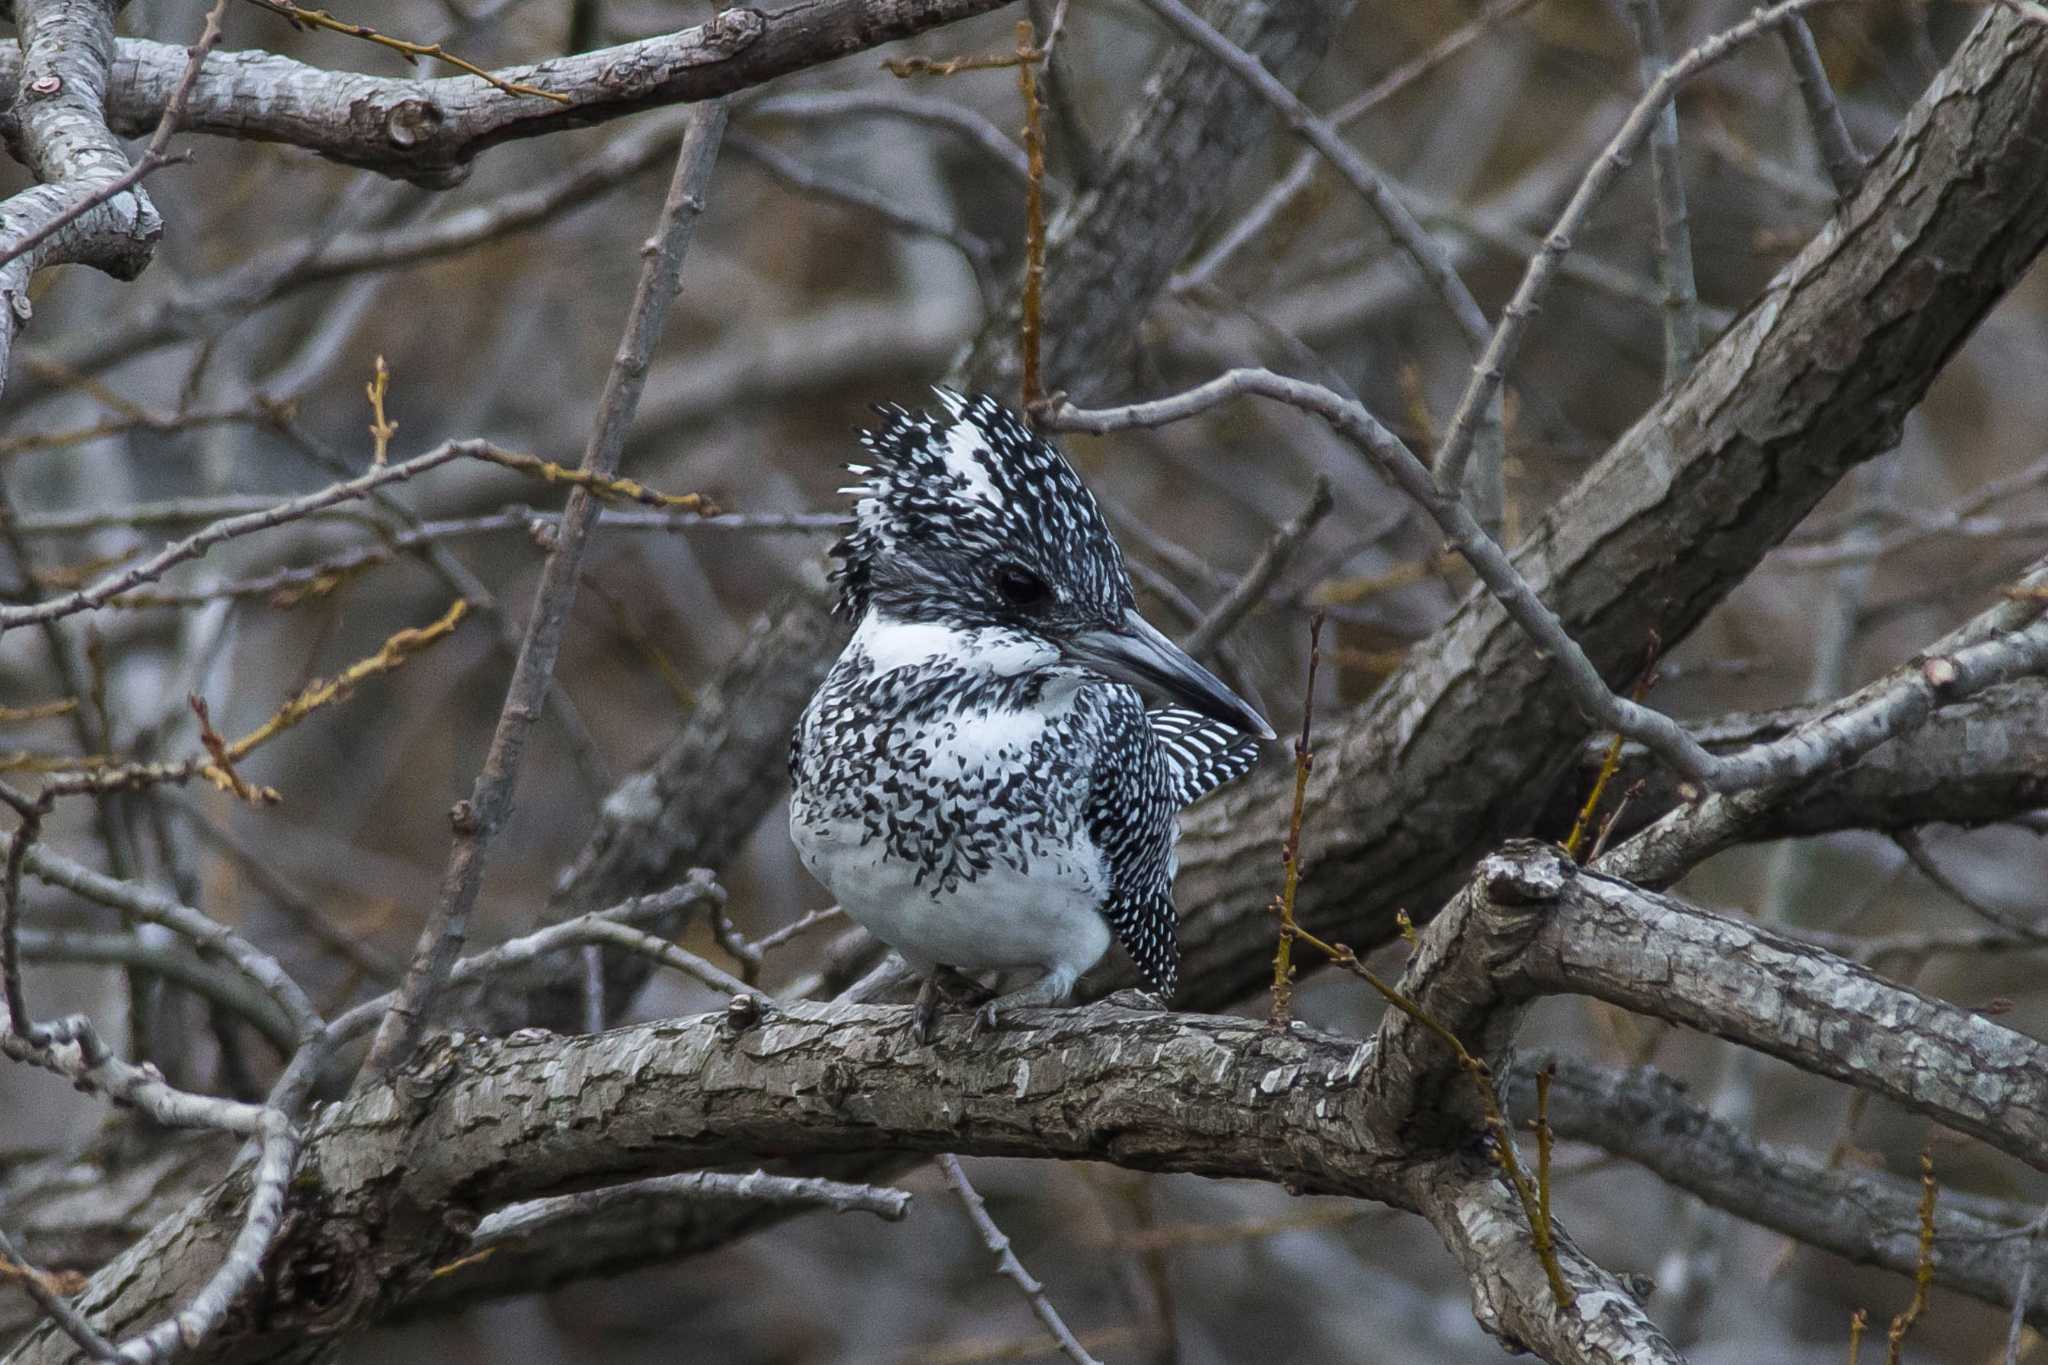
top-left (851, 610), bottom-right (1058, 679)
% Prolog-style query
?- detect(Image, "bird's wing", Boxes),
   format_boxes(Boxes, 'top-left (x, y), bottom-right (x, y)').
top-left (1147, 706), bottom-right (1263, 807)
top-left (1085, 691), bottom-right (1183, 998)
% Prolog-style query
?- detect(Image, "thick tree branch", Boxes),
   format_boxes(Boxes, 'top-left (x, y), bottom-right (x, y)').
top-left (0, 0), bottom-right (163, 390)
top-left (0, 0), bottom-right (1019, 187)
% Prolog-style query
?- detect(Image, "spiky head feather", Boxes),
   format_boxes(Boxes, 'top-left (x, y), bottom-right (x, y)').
top-left (832, 389), bottom-right (1135, 631)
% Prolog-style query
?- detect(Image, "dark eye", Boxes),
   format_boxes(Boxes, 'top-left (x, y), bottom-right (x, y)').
top-left (994, 564), bottom-right (1051, 609)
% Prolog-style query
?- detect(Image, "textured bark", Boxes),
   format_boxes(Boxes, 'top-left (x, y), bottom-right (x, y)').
top-left (2, 998), bottom-right (1657, 1364)
top-left (1167, 8), bottom-right (2048, 1010)
top-left (0, 0), bottom-right (1018, 186)
top-left (1524, 869), bottom-right (2048, 1170)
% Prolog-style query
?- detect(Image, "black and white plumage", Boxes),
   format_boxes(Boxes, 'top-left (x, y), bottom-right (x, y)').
top-left (788, 389), bottom-right (1271, 1033)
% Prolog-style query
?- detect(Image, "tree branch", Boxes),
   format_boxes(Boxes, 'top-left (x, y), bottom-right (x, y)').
top-left (0, 0), bottom-right (1019, 187)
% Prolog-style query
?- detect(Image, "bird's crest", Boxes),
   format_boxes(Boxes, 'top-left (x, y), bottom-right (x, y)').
top-left (831, 389), bottom-right (1132, 624)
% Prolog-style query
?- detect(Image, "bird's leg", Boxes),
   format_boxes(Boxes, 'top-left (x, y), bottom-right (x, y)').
top-left (972, 966), bottom-right (1078, 1035)
top-left (911, 966), bottom-right (995, 1043)
top-left (911, 974), bottom-right (944, 1044)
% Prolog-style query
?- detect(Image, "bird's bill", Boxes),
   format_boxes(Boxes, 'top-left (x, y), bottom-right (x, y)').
top-left (1065, 610), bottom-right (1276, 740)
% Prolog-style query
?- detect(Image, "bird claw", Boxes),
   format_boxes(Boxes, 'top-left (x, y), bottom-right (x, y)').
top-left (971, 1000), bottom-right (1001, 1036)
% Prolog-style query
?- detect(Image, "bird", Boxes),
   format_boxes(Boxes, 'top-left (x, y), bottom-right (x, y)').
top-left (788, 388), bottom-right (1274, 1039)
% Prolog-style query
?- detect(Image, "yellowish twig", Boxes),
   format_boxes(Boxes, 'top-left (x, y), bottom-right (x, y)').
top-left (1564, 633), bottom-right (1661, 861)
top-left (1397, 360), bottom-right (1440, 450)
top-left (0, 698), bottom-right (77, 724)
top-left (0, 751), bottom-right (120, 775)
top-left (1849, 1308), bottom-right (1868, 1365)
top-left (366, 354), bottom-right (396, 467)
top-left (190, 694), bottom-right (277, 806)
top-left (1394, 907), bottom-right (1418, 949)
top-left (467, 445), bottom-right (717, 513)
top-left (1564, 733), bottom-right (1625, 861)
top-left (240, 0), bottom-right (571, 102)
top-left (213, 599), bottom-right (470, 772)
top-left (1885, 1145), bottom-right (1938, 1364)
top-left (583, 575), bottom-right (692, 711)
top-left (882, 40), bottom-right (1044, 76)
top-left (0, 1250), bottom-right (88, 1297)
top-left (427, 1246), bottom-right (498, 1280)
top-left (32, 548), bottom-right (141, 593)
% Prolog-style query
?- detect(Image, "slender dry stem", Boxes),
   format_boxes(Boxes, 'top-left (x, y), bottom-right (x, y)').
top-left (1268, 614), bottom-right (1323, 1025)
top-left (241, 0), bottom-right (570, 101)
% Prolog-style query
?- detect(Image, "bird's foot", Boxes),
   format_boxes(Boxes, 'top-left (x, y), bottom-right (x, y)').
top-left (969, 969), bottom-right (1078, 1037)
top-left (910, 967), bottom-right (995, 1043)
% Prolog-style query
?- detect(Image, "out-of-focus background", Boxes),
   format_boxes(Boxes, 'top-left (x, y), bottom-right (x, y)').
top-left (4, 0), bottom-right (2046, 1359)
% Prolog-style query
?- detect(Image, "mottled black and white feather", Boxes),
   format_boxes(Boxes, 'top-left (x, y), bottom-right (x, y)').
top-left (832, 390), bottom-right (1132, 629)
top-left (1147, 707), bottom-right (1264, 807)
top-left (790, 389), bottom-right (1264, 1006)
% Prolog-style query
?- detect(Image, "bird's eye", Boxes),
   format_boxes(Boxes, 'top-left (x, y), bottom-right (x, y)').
top-left (993, 564), bottom-right (1051, 609)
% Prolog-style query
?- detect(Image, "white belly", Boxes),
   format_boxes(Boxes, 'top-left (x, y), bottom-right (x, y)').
top-left (791, 808), bottom-right (1111, 979)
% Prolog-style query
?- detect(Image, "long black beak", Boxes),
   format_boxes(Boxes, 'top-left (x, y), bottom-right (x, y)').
top-left (1064, 609), bottom-right (1276, 740)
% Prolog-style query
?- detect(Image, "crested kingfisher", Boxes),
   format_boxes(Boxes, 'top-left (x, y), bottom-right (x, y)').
top-left (789, 390), bottom-right (1273, 1037)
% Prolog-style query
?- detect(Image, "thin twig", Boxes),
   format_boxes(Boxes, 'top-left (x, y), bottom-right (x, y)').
top-left (1885, 1145), bottom-right (1938, 1363)
top-left (1432, 0), bottom-right (1852, 493)
top-left (1051, 371), bottom-right (2048, 791)
top-left (1179, 0), bottom-right (1547, 289)
top-left (240, 0), bottom-right (570, 101)
top-left (939, 1155), bottom-right (1102, 1365)
top-left (1287, 919), bottom-right (1575, 1308)
top-left (0, 1224), bottom-right (116, 1361)
top-left (2001, 1206), bottom-right (2048, 1364)
top-left (1623, 0), bottom-right (1701, 383)
top-left (0, 782), bottom-right (49, 1041)
top-left (1268, 614), bottom-right (1323, 1026)
top-left (1017, 20), bottom-right (1047, 412)
top-left (1778, 16), bottom-right (1862, 199)
top-left (361, 103), bottom-right (730, 1081)
top-left (1183, 477), bottom-right (1332, 657)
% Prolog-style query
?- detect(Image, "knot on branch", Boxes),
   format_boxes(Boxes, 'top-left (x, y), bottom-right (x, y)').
top-left (700, 7), bottom-right (768, 57)
top-left (384, 97), bottom-right (445, 150)
top-left (1477, 840), bottom-right (1575, 908)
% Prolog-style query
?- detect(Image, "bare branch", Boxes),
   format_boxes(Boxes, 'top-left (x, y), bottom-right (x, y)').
top-left (362, 103), bottom-right (730, 1079)
top-left (1622, 0), bottom-right (1701, 383)
top-left (0, 0), bottom-right (163, 395)
top-left (1777, 16), bottom-right (1862, 198)
top-left (0, 0), bottom-right (1018, 187)
top-left (470, 1168), bottom-right (909, 1253)
top-left (939, 1155), bottom-right (1101, 1365)
top-left (1180, 475), bottom-right (1331, 657)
